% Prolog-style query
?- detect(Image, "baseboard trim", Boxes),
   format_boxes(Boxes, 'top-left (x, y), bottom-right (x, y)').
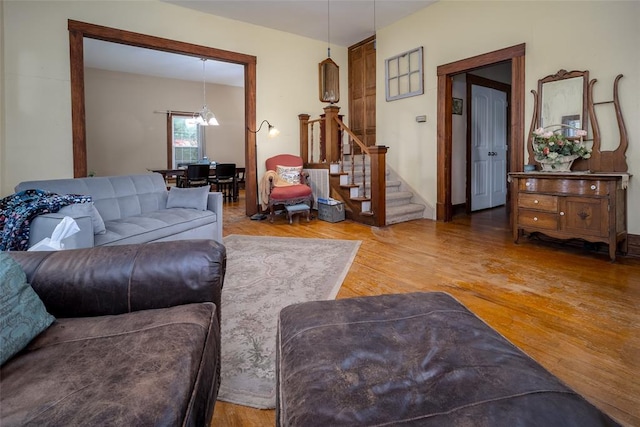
top-left (627, 234), bottom-right (640, 258)
top-left (452, 203), bottom-right (466, 217)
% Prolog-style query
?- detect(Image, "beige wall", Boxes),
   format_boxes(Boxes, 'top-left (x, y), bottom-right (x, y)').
top-left (85, 68), bottom-right (244, 176)
top-left (1, 0), bottom-right (347, 193)
top-left (2, 1), bottom-right (639, 233)
top-left (377, 1), bottom-right (640, 232)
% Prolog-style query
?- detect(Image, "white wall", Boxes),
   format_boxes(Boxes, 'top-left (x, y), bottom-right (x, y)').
top-left (376, 1), bottom-right (640, 232)
top-left (85, 68), bottom-right (244, 176)
top-left (1, 0), bottom-right (348, 193)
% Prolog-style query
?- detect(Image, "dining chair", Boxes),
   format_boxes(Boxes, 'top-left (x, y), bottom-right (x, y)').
top-left (177, 164), bottom-right (211, 188)
top-left (210, 163), bottom-right (237, 202)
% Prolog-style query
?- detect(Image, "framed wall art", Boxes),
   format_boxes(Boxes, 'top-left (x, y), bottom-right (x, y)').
top-left (452, 98), bottom-right (463, 115)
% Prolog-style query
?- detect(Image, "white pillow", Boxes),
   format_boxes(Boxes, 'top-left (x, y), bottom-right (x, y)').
top-left (166, 186), bottom-right (209, 211)
top-left (276, 165), bottom-right (302, 184)
top-left (57, 202), bottom-right (106, 235)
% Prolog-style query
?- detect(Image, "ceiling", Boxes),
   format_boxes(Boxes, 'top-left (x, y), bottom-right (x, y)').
top-left (162, 0), bottom-right (437, 47)
top-left (84, 0), bottom-right (437, 86)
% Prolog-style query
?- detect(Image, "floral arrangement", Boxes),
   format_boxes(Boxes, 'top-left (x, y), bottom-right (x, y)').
top-left (532, 127), bottom-right (591, 167)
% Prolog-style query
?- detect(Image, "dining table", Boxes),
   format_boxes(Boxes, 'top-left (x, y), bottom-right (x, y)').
top-left (148, 167), bottom-right (216, 179)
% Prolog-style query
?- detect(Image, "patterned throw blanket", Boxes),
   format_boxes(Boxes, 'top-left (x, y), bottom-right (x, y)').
top-left (0, 189), bottom-right (92, 251)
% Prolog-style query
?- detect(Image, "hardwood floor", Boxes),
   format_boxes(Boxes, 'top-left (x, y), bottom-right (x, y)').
top-left (212, 193), bottom-right (640, 426)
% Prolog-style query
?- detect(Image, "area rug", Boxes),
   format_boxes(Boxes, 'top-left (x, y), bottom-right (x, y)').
top-left (217, 234), bottom-right (361, 409)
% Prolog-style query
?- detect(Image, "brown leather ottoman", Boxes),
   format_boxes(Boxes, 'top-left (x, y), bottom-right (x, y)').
top-left (276, 292), bottom-right (620, 427)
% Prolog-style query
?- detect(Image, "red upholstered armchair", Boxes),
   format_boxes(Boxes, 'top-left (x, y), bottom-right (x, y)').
top-left (262, 154), bottom-right (313, 222)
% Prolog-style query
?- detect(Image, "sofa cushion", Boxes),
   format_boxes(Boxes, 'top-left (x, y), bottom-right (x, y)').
top-left (15, 174), bottom-right (168, 222)
top-left (166, 185), bottom-right (209, 211)
top-left (0, 253), bottom-right (55, 366)
top-left (58, 202), bottom-right (106, 234)
top-left (94, 208), bottom-right (217, 246)
top-left (0, 302), bottom-right (217, 426)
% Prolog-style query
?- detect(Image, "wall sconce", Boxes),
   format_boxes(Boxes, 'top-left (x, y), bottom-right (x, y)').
top-left (249, 119), bottom-right (279, 137)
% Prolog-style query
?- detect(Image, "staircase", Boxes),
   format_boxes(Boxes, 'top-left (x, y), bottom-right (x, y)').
top-left (385, 179), bottom-right (427, 225)
top-left (341, 156), bottom-right (426, 225)
top-left (300, 105), bottom-right (426, 227)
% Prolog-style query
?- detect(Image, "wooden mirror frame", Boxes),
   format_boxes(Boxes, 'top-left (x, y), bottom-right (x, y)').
top-left (587, 74), bottom-right (629, 172)
top-left (537, 69), bottom-right (589, 131)
top-left (528, 69), bottom-right (589, 170)
top-left (528, 69), bottom-right (629, 172)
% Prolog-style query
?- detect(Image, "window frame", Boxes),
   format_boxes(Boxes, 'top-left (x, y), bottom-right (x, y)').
top-left (385, 46), bottom-right (424, 101)
top-left (166, 112), bottom-right (206, 169)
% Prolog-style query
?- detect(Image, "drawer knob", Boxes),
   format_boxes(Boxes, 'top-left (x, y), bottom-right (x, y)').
top-left (525, 182), bottom-right (531, 187)
top-left (591, 185), bottom-right (597, 190)
top-left (560, 211), bottom-right (565, 216)
top-left (533, 217), bottom-right (538, 221)
top-left (534, 199), bottom-right (539, 204)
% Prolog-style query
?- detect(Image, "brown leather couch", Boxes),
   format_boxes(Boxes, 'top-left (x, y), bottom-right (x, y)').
top-left (1, 239), bottom-right (226, 426)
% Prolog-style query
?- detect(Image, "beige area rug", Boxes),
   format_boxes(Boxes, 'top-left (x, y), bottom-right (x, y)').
top-left (218, 235), bottom-right (361, 409)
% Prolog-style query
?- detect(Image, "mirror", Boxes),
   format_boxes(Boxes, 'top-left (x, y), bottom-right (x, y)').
top-left (538, 69), bottom-right (588, 132)
top-left (528, 69), bottom-right (629, 172)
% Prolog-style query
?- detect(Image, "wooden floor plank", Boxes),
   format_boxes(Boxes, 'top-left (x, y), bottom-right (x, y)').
top-left (213, 193), bottom-right (640, 426)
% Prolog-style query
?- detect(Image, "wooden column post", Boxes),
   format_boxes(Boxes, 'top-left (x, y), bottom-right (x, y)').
top-left (298, 114), bottom-right (310, 163)
top-left (323, 105), bottom-right (341, 163)
top-left (368, 145), bottom-right (388, 227)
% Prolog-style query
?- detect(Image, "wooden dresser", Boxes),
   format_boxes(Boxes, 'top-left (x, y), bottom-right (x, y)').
top-left (509, 172), bottom-right (630, 261)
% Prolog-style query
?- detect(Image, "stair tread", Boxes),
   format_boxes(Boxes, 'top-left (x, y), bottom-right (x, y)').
top-left (386, 191), bottom-right (413, 200)
top-left (386, 203), bottom-right (426, 215)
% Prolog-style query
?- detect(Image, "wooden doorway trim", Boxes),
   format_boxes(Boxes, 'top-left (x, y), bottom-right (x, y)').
top-left (68, 20), bottom-right (259, 216)
top-left (436, 44), bottom-right (525, 221)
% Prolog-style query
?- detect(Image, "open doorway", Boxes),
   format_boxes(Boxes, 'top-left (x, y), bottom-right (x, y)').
top-left (68, 20), bottom-right (260, 217)
top-left (436, 44), bottom-right (526, 222)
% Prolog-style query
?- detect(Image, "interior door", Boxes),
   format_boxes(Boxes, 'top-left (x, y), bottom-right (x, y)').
top-left (349, 36), bottom-right (376, 147)
top-left (471, 84), bottom-right (507, 211)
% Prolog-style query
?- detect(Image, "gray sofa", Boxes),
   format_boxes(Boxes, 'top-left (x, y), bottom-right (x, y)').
top-left (15, 173), bottom-right (222, 249)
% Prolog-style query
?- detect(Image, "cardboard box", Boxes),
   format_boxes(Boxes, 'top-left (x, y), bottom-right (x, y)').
top-left (317, 200), bottom-right (345, 223)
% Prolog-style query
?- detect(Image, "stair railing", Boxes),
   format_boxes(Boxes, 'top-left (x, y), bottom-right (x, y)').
top-left (299, 105), bottom-right (388, 227)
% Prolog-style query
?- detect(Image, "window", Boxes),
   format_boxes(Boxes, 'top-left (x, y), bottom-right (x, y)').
top-left (169, 114), bottom-right (205, 168)
top-left (385, 47), bottom-right (424, 101)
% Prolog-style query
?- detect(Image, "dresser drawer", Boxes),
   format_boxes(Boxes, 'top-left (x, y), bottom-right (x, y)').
top-left (518, 210), bottom-right (558, 230)
top-left (520, 178), bottom-right (608, 196)
top-left (518, 193), bottom-right (557, 212)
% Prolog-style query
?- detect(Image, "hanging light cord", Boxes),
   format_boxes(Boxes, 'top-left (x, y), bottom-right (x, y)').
top-left (201, 58), bottom-right (207, 107)
top-left (373, 0), bottom-right (376, 33)
top-left (327, 0), bottom-right (331, 58)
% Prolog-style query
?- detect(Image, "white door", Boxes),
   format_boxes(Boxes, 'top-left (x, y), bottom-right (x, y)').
top-left (471, 85), bottom-right (507, 211)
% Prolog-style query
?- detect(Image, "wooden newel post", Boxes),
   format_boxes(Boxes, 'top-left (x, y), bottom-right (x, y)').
top-left (368, 145), bottom-right (388, 227)
top-left (323, 105), bottom-right (341, 163)
top-left (298, 114), bottom-right (310, 163)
